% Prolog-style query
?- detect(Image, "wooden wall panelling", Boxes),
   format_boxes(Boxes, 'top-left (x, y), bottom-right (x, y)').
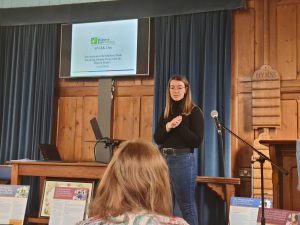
top-left (113, 96), bottom-right (141, 140)
top-left (289, 166), bottom-right (300, 210)
top-left (57, 96), bottom-right (98, 161)
top-left (57, 79), bottom-right (99, 162)
top-left (234, 77), bottom-right (252, 181)
top-left (252, 98), bottom-right (280, 107)
top-left (113, 77), bottom-right (154, 87)
top-left (269, 0), bottom-right (278, 68)
top-left (270, 100), bottom-right (297, 139)
top-left (237, 94), bottom-right (255, 169)
top-left (296, 4), bottom-right (300, 79)
top-left (140, 96), bottom-right (153, 142)
top-left (74, 97), bottom-right (83, 161)
top-left (298, 4), bottom-right (300, 78)
top-left (254, 0), bottom-right (268, 66)
top-left (232, 2), bottom-right (255, 179)
top-left (112, 78), bottom-right (154, 141)
top-left (59, 79), bottom-right (99, 88)
top-left (282, 149), bottom-right (300, 210)
top-left (233, 7), bottom-right (255, 78)
top-left (58, 79), bottom-right (98, 97)
top-left (281, 80), bottom-right (300, 99)
top-left (140, 77), bottom-right (154, 86)
top-left (56, 97), bottom-right (79, 160)
top-left (81, 96), bottom-right (98, 161)
top-left (277, 2), bottom-right (297, 79)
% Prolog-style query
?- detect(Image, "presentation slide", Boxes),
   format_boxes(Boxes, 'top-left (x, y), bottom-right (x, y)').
top-left (70, 19), bottom-right (138, 77)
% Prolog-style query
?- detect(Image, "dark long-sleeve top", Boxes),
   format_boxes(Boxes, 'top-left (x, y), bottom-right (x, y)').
top-left (154, 100), bottom-right (204, 149)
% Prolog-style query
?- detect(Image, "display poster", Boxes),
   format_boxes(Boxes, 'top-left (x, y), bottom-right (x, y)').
top-left (229, 197), bottom-right (272, 225)
top-left (0, 185), bottom-right (30, 225)
top-left (40, 180), bottom-right (94, 218)
top-left (48, 186), bottom-right (89, 225)
top-left (257, 208), bottom-right (300, 225)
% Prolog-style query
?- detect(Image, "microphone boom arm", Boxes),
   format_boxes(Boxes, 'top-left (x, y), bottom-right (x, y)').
top-left (218, 120), bottom-right (288, 225)
top-left (219, 122), bottom-right (288, 175)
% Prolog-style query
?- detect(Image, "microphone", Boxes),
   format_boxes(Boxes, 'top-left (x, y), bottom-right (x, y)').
top-left (100, 137), bottom-right (123, 147)
top-left (210, 110), bottom-right (222, 133)
top-left (99, 137), bottom-right (110, 143)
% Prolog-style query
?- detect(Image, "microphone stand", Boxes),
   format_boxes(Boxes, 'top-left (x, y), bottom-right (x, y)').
top-left (216, 121), bottom-right (288, 225)
top-left (216, 126), bottom-right (228, 225)
top-left (93, 140), bottom-right (101, 161)
top-left (216, 127), bottom-right (226, 177)
top-left (92, 138), bottom-right (122, 162)
top-left (101, 137), bottom-right (123, 158)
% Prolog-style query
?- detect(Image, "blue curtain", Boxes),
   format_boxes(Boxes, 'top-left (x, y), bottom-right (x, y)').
top-left (153, 11), bottom-right (232, 225)
top-left (0, 24), bottom-right (58, 213)
top-left (0, 24), bottom-right (58, 162)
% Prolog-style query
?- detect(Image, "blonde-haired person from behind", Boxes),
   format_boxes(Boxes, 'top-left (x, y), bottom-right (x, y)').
top-left (76, 139), bottom-right (188, 225)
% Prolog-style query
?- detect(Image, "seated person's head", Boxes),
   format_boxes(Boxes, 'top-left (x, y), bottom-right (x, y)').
top-left (89, 139), bottom-right (172, 219)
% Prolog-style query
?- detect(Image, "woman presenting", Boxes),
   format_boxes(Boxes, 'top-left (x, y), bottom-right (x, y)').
top-left (154, 75), bottom-right (204, 225)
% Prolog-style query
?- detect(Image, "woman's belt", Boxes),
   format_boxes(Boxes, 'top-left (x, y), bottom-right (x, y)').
top-left (161, 147), bottom-right (193, 155)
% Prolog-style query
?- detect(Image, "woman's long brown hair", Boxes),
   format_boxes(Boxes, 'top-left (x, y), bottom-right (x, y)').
top-left (88, 139), bottom-right (173, 219)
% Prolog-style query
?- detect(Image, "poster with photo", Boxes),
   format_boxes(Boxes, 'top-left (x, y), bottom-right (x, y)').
top-left (39, 180), bottom-right (94, 218)
top-left (49, 186), bottom-right (89, 225)
top-left (257, 208), bottom-right (300, 225)
top-left (229, 197), bottom-right (272, 225)
top-left (0, 185), bottom-right (30, 225)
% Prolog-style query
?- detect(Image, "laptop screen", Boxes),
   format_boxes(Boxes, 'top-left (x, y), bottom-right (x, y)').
top-left (39, 144), bottom-right (62, 161)
top-left (90, 117), bottom-right (103, 140)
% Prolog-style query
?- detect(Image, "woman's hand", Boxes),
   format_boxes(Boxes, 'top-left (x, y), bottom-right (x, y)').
top-left (166, 115), bottom-right (182, 132)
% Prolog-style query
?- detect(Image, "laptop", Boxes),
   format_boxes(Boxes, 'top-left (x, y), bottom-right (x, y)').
top-left (39, 144), bottom-right (62, 161)
top-left (89, 117), bottom-right (112, 164)
top-left (90, 117), bottom-right (103, 141)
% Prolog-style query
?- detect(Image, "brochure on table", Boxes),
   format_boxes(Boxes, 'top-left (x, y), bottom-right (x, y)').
top-left (49, 186), bottom-right (89, 225)
top-left (229, 197), bottom-right (266, 225)
top-left (0, 185), bottom-right (30, 225)
top-left (230, 197), bottom-right (300, 225)
top-left (257, 208), bottom-right (300, 225)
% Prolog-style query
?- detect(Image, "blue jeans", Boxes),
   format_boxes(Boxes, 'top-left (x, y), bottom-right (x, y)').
top-left (165, 153), bottom-right (198, 225)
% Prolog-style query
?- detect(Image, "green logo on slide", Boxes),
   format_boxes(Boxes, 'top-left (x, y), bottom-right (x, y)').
top-left (90, 37), bottom-right (115, 45)
top-left (91, 37), bottom-right (98, 44)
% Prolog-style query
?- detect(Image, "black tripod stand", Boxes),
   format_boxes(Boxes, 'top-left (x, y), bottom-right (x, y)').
top-left (101, 137), bottom-right (122, 154)
top-left (93, 137), bottom-right (122, 162)
top-left (211, 110), bottom-right (288, 225)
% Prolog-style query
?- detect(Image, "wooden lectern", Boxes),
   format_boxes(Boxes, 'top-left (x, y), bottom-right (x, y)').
top-left (259, 140), bottom-right (300, 211)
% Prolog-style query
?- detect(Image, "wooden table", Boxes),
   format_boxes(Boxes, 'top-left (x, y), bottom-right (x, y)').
top-left (197, 176), bottom-right (240, 219)
top-left (9, 160), bottom-right (107, 224)
top-left (9, 160), bottom-right (107, 185)
top-left (8, 160), bottom-right (240, 224)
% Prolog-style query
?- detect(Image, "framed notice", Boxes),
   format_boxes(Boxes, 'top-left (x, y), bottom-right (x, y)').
top-left (0, 185), bottom-right (30, 225)
top-left (257, 208), bottom-right (300, 225)
top-left (39, 179), bottom-right (95, 218)
top-left (229, 197), bottom-right (272, 225)
top-left (49, 186), bottom-right (89, 225)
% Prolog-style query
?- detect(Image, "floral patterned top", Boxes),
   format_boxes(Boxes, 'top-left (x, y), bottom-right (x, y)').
top-left (76, 212), bottom-right (189, 225)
